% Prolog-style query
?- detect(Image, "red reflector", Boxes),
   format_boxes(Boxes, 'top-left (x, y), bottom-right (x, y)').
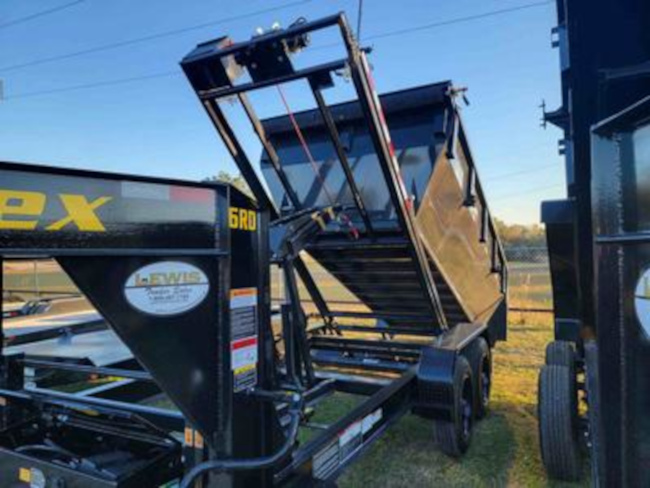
top-left (170, 186), bottom-right (214, 203)
top-left (232, 337), bottom-right (257, 350)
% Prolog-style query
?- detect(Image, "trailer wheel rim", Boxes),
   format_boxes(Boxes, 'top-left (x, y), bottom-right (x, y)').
top-left (462, 399), bottom-right (472, 438)
top-left (481, 358), bottom-right (491, 407)
top-left (461, 376), bottom-right (473, 440)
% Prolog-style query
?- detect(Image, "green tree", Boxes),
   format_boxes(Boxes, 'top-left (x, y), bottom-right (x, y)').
top-left (494, 218), bottom-right (545, 247)
top-left (204, 171), bottom-right (252, 197)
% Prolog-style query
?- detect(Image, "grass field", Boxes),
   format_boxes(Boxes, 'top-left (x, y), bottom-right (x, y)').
top-left (2, 259), bottom-right (590, 487)
top-left (3, 260), bottom-right (77, 300)
top-left (3, 258), bottom-right (554, 310)
top-left (336, 311), bottom-right (589, 488)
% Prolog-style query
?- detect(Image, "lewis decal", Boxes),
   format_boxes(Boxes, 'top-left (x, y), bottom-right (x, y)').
top-left (124, 261), bottom-right (209, 316)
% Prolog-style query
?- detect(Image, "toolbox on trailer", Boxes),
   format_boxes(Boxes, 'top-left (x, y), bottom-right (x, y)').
top-left (0, 13), bottom-right (507, 488)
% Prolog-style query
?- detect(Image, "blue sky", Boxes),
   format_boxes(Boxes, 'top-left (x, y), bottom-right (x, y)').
top-left (0, 0), bottom-right (565, 224)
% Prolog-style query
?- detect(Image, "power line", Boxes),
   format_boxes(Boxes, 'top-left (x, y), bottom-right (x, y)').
top-left (1, 0), bottom-right (553, 74)
top-left (0, 0), bottom-right (312, 73)
top-left (356, 0), bottom-right (364, 41)
top-left (6, 71), bottom-right (178, 100)
top-left (310, 0), bottom-right (553, 51)
top-left (366, 0), bottom-right (552, 42)
top-left (491, 183), bottom-right (564, 202)
top-left (0, 0), bottom-right (87, 30)
top-left (485, 162), bottom-right (560, 181)
top-left (2, 0), bottom-right (554, 101)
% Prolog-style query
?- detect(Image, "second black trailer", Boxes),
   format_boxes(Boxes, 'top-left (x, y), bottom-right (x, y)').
top-left (539, 0), bottom-right (650, 484)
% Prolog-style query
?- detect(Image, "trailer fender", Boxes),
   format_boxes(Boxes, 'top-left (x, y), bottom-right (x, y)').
top-left (415, 322), bottom-right (487, 419)
top-left (487, 299), bottom-right (507, 345)
top-left (415, 347), bottom-right (456, 420)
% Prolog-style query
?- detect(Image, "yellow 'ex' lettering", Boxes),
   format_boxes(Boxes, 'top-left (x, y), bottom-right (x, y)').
top-left (0, 190), bottom-right (111, 232)
top-left (0, 190), bottom-right (45, 230)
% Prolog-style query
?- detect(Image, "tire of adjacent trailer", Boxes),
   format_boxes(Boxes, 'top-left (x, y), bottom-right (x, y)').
top-left (433, 355), bottom-right (474, 457)
top-left (545, 341), bottom-right (575, 370)
top-left (463, 337), bottom-right (491, 419)
top-left (538, 364), bottom-right (581, 481)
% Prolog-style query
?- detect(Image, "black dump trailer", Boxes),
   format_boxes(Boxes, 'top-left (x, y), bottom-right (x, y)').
top-left (538, 0), bottom-right (650, 484)
top-left (0, 13), bottom-right (506, 488)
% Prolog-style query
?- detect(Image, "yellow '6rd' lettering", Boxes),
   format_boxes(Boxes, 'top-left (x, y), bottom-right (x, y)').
top-left (0, 190), bottom-right (45, 230)
top-left (229, 207), bottom-right (257, 231)
top-left (0, 191), bottom-right (111, 232)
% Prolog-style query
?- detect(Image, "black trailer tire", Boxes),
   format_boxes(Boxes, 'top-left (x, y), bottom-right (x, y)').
top-left (545, 341), bottom-right (575, 369)
top-left (433, 355), bottom-right (474, 457)
top-left (538, 364), bottom-right (581, 481)
top-left (463, 337), bottom-right (491, 419)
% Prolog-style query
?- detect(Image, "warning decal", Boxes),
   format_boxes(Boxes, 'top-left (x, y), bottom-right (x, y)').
top-left (232, 337), bottom-right (258, 370)
top-left (312, 439), bottom-right (340, 480)
top-left (312, 408), bottom-right (383, 480)
top-left (230, 288), bottom-right (258, 392)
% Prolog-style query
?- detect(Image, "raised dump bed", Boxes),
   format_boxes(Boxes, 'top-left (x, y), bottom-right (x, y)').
top-left (261, 82), bottom-right (507, 334)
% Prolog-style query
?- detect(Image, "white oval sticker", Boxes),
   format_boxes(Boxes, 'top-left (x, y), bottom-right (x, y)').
top-left (634, 268), bottom-right (650, 338)
top-left (124, 261), bottom-right (209, 316)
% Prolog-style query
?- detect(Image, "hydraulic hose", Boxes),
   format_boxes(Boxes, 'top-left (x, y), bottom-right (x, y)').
top-left (179, 393), bottom-right (302, 488)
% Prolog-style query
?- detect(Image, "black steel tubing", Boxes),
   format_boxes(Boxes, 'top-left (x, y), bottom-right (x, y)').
top-left (346, 49), bottom-right (448, 328)
top-left (189, 13), bottom-right (343, 64)
top-left (237, 93), bottom-right (303, 210)
top-left (179, 393), bottom-right (303, 488)
top-left (285, 369), bottom-right (415, 478)
top-left (325, 310), bottom-right (434, 323)
top-left (0, 387), bottom-right (183, 426)
top-left (5, 319), bottom-right (106, 347)
top-left (310, 351), bottom-right (411, 373)
top-left (294, 258), bottom-right (332, 320)
top-left (310, 336), bottom-right (427, 351)
top-left (203, 100), bottom-right (279, 217)
top-left (310, 83), bottom-right (374, 236)
top-left (20, 358), bottom-right (154, 382)
top-left (335, 324), bottom-right (438, 336)
top-left (198, 61), bottom-right (347, 100)
top-left (283, 262), bottom-right (315, 385)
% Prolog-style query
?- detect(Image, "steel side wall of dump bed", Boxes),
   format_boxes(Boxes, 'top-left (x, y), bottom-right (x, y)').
top-left (415, 132), bottom-right (502, 323)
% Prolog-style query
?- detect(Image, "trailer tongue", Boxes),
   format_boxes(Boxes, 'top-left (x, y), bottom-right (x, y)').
top-left (0, 13), bottom-right (507, 488)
